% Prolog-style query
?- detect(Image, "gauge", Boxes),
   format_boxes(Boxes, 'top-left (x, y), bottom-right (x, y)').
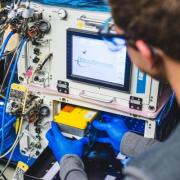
top-left (35, 20), bottom-right (51, 34)
top-left (58, 9), bottom-right (67, 20)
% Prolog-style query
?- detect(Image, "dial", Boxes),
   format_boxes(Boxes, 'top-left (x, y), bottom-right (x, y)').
top-left (58, 9), bottom-right (67, 20)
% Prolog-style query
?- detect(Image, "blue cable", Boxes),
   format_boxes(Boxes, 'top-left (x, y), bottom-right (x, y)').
top-left (0, 31), bottom-right (14, 61)
top-left (0, 37), bottom-right (27, 155)
top-left (33, 0), bottom-right (110, 12)
top-left (156, 92), bottom-right (175, 125)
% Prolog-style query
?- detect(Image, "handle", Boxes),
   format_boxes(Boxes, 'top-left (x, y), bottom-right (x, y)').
top-left (79, 90), bottom-right (115, 103)
top-left (79, 16), bottom-right (113, 28)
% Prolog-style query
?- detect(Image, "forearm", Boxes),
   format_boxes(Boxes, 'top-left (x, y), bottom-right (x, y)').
top-left (60, 154), bottom-right (88, 180)
top-left (120, 132), bottom-right (161, 157)
top-left (123, 124), bottom-right (180, 180)
top-left (123, 166), bottom-right (151, 180)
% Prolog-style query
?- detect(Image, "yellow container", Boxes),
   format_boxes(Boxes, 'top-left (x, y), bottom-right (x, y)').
top-left (54, 105), bottom-right (98, 130)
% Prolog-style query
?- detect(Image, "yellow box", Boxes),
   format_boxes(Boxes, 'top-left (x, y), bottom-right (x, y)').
top-left (11, 83), bottom-right (28, 93)
top-left (54, 105), bottom-right (98, 130)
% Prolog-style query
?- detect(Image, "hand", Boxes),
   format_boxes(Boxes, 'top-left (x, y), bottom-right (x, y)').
top-left (46, 122), bottom-right (89, 162)
top-left (93, 114), bottom-right (128, 152)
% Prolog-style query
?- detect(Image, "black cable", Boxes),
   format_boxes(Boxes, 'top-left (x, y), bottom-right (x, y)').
top-left (38, 53), bottom-right (53, 71)
top-left (0, 170), bottom-right (7, 180)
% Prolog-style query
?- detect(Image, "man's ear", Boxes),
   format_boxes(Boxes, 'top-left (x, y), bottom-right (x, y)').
top-left (135, 40), bottom-right (155, 68)
top-left (115, 26), bottom-right (124, 34)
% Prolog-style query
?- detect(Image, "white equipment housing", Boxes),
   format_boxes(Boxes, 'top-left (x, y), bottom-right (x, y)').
top-left (17, 2), bottom-right (169, 158)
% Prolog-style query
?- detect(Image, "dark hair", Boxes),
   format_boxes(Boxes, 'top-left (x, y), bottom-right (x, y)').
top-left (109, 0), bottom-right (180, 60)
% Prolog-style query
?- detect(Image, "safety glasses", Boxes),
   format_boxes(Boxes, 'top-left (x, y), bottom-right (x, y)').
top-left (99, 17), bottom-right (158, 59)
top-left (98, 17), bottom-right (136, 52)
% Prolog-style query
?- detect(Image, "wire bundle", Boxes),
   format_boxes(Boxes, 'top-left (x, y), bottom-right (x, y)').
top-left (1, 38), bottom-right (26, 156)
top-left (0, 36), bottom-right (27, 177)
top-left (33, 0), bottom-right (110, 12)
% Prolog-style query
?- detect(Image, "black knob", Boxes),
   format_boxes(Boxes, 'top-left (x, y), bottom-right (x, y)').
top-left (11, 102), bottom-right (18, 108)
top-left (35, 151), bottom-right (40, 156)
top-left (34, 48), bottom-right (41, 56)
top-left (35, 128), bottom-right (41, 134)
top-left (39, 106), bottom-right (50, 117)
top-left (33, 57), bottom-right (40, 63)
top-left (34, 76), bottom-right (39, 81)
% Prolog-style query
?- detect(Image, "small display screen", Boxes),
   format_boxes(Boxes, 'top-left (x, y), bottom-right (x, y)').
top-left (67, 29), bottom-right (131, 92)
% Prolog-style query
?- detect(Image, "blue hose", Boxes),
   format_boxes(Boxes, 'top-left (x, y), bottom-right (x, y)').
top-left (33, 0), bottom-right (110, 12)
top-left (0, 31), bottom-right (14, 61)
top-left (0, 37), bottom-right (27, 155)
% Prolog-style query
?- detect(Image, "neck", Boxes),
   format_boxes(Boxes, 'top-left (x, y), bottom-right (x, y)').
top-left (165, 57), bottom-right (180, 104)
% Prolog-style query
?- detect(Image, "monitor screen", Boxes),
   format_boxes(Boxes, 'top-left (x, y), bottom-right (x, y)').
top-left (67, 28), bottom-right (131, 92)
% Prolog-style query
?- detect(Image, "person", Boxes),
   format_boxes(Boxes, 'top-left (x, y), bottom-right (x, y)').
top-left (46, 0), bottom-right (180, 179)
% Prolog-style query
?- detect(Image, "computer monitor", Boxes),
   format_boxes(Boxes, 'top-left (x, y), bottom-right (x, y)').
top-left (67, 28), bottom-right (131, 92)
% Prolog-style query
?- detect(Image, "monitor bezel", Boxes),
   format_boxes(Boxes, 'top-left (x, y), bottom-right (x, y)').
top-left (67, 28), bottom-right (132, 93)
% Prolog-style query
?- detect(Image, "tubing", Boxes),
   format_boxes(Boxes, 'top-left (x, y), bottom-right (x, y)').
top-left (0, 31), bottom-right (14, 61)
top-left (0, 37), bottom-right (27, 155)
top-left (33, 0), bottom-right (110, 11)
